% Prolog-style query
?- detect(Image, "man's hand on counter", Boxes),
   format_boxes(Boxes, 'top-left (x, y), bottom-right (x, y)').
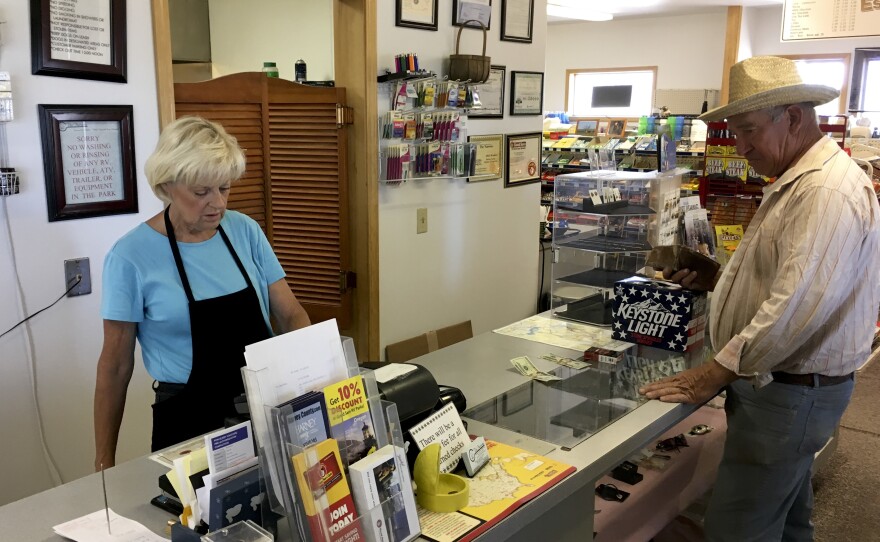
top-left (639, 359), bottom-right (737, 404)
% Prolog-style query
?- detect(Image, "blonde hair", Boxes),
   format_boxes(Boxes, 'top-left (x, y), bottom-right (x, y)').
top-left (145, 116), bottom-right (246, 204)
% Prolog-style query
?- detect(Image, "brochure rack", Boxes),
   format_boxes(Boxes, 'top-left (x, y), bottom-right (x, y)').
top-left (242, 341), bottom-right (420, 542)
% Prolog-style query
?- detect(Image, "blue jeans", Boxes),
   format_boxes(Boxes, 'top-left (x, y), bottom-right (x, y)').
top-left (705, 377), bottom-right (854, 542)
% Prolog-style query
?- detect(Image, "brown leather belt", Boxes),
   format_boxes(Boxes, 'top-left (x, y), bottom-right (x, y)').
top-left (771, 371), bottom-right (854, 387)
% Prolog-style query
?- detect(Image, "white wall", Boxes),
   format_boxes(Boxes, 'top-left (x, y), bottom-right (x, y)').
top-left (0, 1), bottom-right (160, 505)
top-left (209, 0), bottom-right (334, 81)
top-left (738, 7), bottom-right (755, 61)
top-left (378, 0), bottom-right (548, 352)
top-left (544, 11), bottom-right (728, 112)
top-left (747, 5), bottom-right (880, 57)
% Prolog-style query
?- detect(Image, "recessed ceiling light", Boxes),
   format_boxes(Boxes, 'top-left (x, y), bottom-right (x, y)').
top-left (546, 4), bottom-right (614, 22)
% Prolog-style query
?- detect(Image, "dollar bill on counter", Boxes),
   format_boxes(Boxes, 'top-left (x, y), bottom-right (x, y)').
top-left (510, 356), bottom-right (562, 381)
top-left (511, 356), bottom-right (539, 376)
top-left (540, 353), bottom-right (590, 370)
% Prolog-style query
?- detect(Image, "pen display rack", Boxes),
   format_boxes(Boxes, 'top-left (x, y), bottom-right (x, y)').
top-left (379, 142), bottom-right (477, 182)
top-left (378, 75), bottom-right (478, 184)
top-left (272, 378), bottom-right (420, 542)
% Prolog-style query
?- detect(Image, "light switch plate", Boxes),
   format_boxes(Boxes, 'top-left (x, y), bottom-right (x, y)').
top-left (417, 207), bottom-right (428, 234)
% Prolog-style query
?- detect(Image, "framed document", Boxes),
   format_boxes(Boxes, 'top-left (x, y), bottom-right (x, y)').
top-left (469, 65), bottom-right (505, 118)
top-left (30, 0), bottom-right (127, 82)
top-left (453, 0), bottom-right (492, 29)
top-left (38, 105), bottom-right (138, 221)
top-left (467, 134), bottom-right (503, 181)
top-left (505, 132), bottom-right (541, 187)
top-left (500, 0), bottom-right (534, 43)
top-left (510, 71), bottom-right (543, 115)
top-left (396, 0), bottom-right (438, 31)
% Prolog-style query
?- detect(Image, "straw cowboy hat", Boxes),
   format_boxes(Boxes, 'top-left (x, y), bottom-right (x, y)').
top-left (699, 56), bottom-right (839, 121)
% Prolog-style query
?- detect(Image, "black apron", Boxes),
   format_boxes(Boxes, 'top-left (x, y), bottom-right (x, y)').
top-left (151, 207), bottom-right (271, 451)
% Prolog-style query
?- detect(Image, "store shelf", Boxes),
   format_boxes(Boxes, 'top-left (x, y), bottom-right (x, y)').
top-left (555, 268), bottom-right (640, 289)
top-left (560, 235), bottom-right (653, 253)
top-left (556, 203), bottom-right (655, 216)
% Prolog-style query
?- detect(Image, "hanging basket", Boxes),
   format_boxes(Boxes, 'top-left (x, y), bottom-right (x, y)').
top-left (448, 20), bottom-right (491, 83)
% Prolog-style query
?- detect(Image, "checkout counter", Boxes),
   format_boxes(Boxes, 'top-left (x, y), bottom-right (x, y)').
top-left (0, 319), bottom-right (715, 541)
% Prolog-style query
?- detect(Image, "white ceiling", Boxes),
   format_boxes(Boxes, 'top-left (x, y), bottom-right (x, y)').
top-left (547, 0), bottom-right (784, 23)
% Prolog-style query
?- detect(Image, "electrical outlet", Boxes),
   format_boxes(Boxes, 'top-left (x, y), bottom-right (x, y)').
top-left (417, 207), bottom-right (428, 234)
top-left (64, 258), bottom-right (92, 297)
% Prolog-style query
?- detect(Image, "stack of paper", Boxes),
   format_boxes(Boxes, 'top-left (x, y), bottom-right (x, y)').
top-left (53, 509), bottom-right (166, 542)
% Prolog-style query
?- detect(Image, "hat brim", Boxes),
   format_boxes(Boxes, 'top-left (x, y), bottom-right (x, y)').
top-left (698, 84), bottom-right (839, 121)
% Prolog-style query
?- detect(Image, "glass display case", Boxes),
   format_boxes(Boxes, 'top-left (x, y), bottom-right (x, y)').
top-left (549, 170), bottom-right (658, 326)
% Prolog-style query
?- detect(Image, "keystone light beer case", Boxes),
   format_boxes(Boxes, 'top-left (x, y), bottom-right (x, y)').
top-left (611, 276), bottom-right (706, 353)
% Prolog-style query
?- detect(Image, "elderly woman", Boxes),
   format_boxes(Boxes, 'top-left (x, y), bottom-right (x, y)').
top-left (94, 116), bottom-right (310, 468)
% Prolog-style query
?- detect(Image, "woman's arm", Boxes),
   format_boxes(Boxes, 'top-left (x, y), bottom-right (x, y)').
top-left (94, 319), bottom-right (137, 470)
top-left (268, 278), bottom-right (311, 333)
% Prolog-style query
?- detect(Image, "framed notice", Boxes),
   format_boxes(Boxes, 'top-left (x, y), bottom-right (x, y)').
top-left (467, 134), bottom-right (503, 181)
top-left (500, 0), bottom-right (534, 43)
top-left (505, 132), bottom-right (541, 187)
top-left (782, 0), bottom-right (880, 41)
top-left (38, 105), bottom-right (138, 222)
top-left (510, 71), bottom-right (544, 115)
top-left (30, 0), bottom-right (127, 82)
top-left (396, 0), bottom-right (438, 31)
top-left (453, 0), bottom-right (492, 29)
top-left (470, 65), bottom-right (505, 118)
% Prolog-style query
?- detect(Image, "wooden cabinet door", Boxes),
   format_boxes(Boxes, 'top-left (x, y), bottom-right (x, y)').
top-left (175, 73), bottom-right (353, 327)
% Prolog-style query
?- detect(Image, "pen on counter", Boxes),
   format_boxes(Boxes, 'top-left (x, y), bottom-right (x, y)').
top-left (101, 463), bottom-right (111, 535)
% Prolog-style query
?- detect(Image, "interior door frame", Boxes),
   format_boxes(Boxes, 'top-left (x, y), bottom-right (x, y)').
top-left (150, 0), bottom-right (379, 360)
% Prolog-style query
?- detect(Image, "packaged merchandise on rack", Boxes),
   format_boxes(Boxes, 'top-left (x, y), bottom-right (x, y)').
top-left (259, 364), bottom-right (421, 542)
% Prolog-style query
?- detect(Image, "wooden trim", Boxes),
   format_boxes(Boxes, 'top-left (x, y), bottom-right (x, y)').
top-left (150, 0), bottom-right (175, 128)
top-left (334, 0), bottom-right (379, 360)
top-left (777, 53), bottom-right (852, 115)
top-left (720, 6), bottom-right (743, 107)
top-left (564, 66), bottom-right (657, 115)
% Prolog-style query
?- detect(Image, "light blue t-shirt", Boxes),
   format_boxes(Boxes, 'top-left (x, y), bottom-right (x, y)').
top-left (101, 211), bottom-right (285, 383)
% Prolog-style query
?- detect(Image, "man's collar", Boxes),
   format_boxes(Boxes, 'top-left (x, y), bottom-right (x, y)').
top-left (763, 137), bottom-right (840, 195)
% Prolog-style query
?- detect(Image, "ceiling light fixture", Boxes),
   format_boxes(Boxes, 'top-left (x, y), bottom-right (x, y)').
top-left (546, 3), bottom-right (613, 22)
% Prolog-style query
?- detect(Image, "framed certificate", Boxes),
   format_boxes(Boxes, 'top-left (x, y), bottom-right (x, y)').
top-left (38, 104), bottom-right (138, 221)
top-left (469, 65), bottom-right (505, 118)
top-left (500, 0), bottom-right (534, 43)
top-left (453, 0), bottom-right (492, 29)
top-left (510, 71), bottom-right (544, 116)
top-left (30, 0), bottom-right (127, 82)
top-left (396, 0), bottom-right (438, 31)
top-left (467, 134), bottom-right (503, 181)
top-left (505, 132), bottom-right (541, 187)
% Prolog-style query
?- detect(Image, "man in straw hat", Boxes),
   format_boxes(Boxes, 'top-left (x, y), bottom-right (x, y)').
top-left (641, 56), bottom-right (880, 540)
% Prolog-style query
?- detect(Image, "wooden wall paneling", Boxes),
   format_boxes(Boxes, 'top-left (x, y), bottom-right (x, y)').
top-left (334, 0), bottom-right (379, 360)
top-left (720, 6), bottom-right (743, 107)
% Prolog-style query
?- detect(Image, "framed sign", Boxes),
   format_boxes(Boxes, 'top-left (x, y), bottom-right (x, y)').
top-left (510, 71), bottom-right (544, 115)
top-left (396, 0), bottom-right (438, 31)
top-left (505, 132), bottom-right (541, 187)
top-left (467, 134), bottom-right (503, 181)
top-left (38, 105), bottom-right (138, 222)
top-left (500, 0), bottom-right (534, 43)
top-left (30, 0), bottom-right (127, 83)
top-left (608, 119), bottom-right (626, 138)
top-left (453, 0), bottom-right (492, 29)
top-left (469, 65), bottom-right (505, 118)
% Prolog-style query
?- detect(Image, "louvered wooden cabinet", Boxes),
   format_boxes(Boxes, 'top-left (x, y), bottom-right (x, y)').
top-left (174, 73), bottom-right (353, 327)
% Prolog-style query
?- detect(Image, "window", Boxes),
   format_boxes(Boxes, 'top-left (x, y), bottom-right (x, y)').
top-left (565, 67), bottom-right (656, 118)
top-left (850, 48), bottom-right (880, 113)
top-left (779, 54), bottom-right (850, 116)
